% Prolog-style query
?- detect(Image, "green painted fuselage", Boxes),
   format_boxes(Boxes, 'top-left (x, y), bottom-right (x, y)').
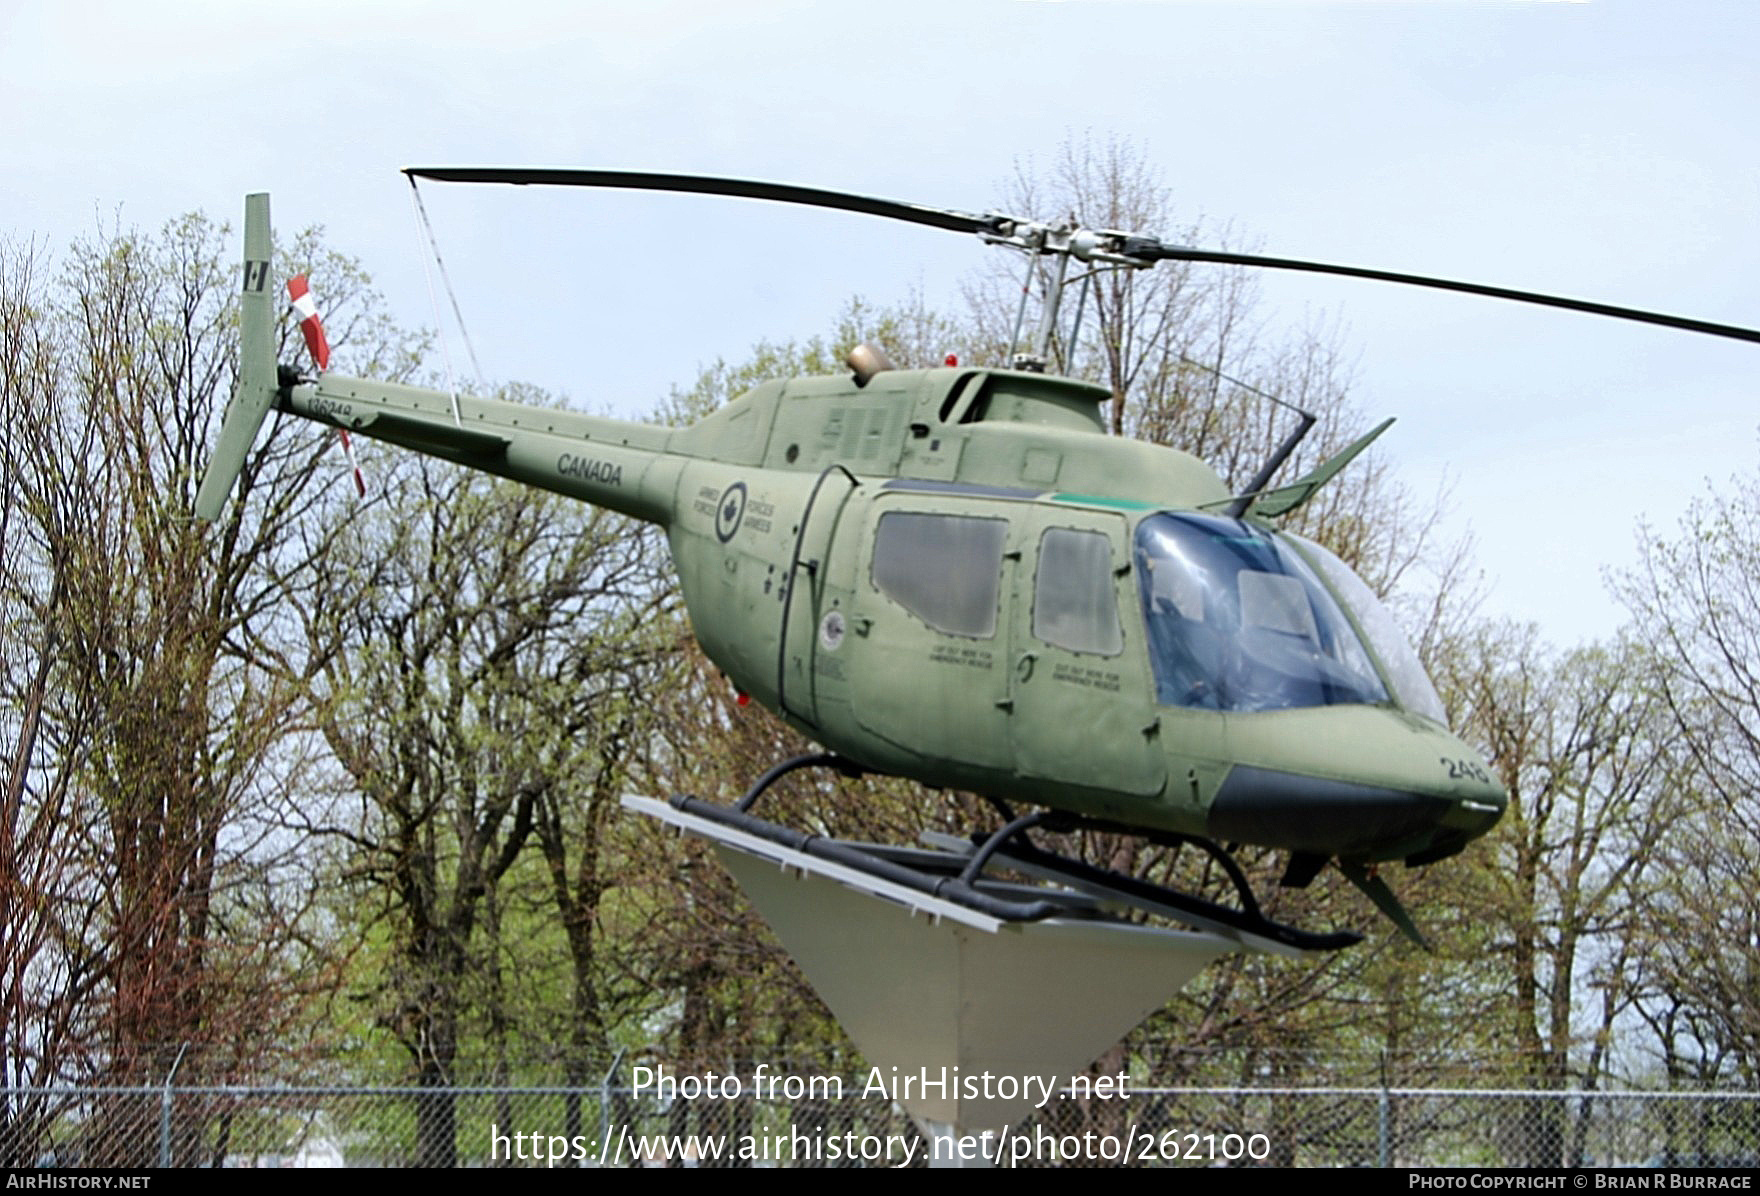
top-left (281, 363), bottom-right (1505, 868)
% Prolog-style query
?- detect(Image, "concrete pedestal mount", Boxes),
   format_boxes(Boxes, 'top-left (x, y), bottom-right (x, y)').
top-left (623, 796), bottom-right (1256, 1166)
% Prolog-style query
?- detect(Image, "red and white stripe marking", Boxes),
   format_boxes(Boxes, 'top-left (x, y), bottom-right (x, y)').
top-left (286, 274), bottom-right (331, 371)
top-left (287, 275), bottom-right (363, 496)
top-left (336, 428), bottom-right (366, 498)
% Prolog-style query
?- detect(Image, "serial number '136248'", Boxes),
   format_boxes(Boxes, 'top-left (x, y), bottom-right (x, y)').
top-left (557, 454), bottom-right (623, 486)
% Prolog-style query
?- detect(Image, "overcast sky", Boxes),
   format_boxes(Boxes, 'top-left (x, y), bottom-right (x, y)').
top-left (4, 0), bottom-right (1755, 647)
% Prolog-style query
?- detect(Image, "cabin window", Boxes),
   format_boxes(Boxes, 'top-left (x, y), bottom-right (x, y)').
top-left (1032, 528), bottom-right (1123, 656)
top-left (871, 512), bottom-right (1007, 638)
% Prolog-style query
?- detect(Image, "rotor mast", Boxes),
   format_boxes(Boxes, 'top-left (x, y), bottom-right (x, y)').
top-left (977, 217), bottom-right (1147, 373)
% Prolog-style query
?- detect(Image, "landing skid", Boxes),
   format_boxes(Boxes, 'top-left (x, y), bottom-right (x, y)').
top-left (667, 752), bottom-right (1362, 955)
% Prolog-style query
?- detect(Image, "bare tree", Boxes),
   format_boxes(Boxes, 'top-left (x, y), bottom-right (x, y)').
top-left (0, 212), bottom-right (419, 1163)
top-left (1617, 480), bottom-right (1760, 1084)
top-left (1439, 623), bottom-right (1685, 1161)
top-left (302, 444), bottom-right (672, 1164)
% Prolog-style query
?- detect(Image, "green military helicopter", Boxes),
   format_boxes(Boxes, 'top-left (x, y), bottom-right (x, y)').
top-left (196, 172), bottom-right (1760, 951)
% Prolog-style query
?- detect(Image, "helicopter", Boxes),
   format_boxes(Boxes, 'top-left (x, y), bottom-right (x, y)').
top-left (194, 171), bottom-right (1760, 951)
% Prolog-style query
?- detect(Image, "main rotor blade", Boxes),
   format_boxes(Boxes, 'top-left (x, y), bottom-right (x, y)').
top-left (407, 167), bottom-right (1760, 344)
top-left (404, 167), bottom-right (1008, 236)
top-left (1125, 241), bottom-right (1760, 346)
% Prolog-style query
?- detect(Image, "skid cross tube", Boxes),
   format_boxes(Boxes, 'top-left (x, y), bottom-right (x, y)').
top-left (735, 752), bottom-right (866, 813)
top-left (681, 767), bottom-right (1361, 950)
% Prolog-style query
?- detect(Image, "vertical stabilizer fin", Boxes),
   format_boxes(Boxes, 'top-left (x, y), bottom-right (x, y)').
top-left (194, 192), bottom-right (278, 521)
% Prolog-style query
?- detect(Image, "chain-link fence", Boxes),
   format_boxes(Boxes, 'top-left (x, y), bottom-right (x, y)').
top-left (3, 1081), bottom-right (1756, 1167)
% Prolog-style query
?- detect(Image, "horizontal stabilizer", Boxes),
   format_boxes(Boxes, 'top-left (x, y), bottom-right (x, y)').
top-left (365, 411), bottom-right (510, 464)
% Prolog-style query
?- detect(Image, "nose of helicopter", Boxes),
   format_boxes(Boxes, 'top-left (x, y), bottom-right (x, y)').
top-left (1203, 706), bottom-right (1507, 864)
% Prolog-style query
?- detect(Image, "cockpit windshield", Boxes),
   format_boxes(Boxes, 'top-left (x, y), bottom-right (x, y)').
top-left (1134, 512), bottom-right (1390, 713)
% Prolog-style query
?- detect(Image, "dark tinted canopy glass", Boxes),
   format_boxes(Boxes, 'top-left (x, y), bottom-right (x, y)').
top-left (1134, 513), bottom-right (1388, 712)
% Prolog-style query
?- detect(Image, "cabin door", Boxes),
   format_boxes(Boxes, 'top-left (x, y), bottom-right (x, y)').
top-left (847, 490), bottom-right (1016, 770)
top-left (1007, 510), bottom-right (1165, 798)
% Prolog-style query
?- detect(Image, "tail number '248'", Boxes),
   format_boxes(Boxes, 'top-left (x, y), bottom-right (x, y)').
top-left (1441, 757), bottom-right (1492, 785)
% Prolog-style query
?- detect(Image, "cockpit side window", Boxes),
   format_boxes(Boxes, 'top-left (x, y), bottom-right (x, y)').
top-left (1285, 533), bottom-right (1448, 724)
top-left (1032, 528), bottom-right (1123, 656)
top-left (871, 512), bottom-right (1008, 638)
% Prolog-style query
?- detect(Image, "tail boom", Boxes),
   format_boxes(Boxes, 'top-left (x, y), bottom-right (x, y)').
top-left (280, 374), bottom-right (680, 526)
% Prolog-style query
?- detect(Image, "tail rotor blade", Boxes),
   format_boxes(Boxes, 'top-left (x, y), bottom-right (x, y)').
top-left (287, 274), bottom-right (331, 371)
top-left (284, 275), bottom-right (366, 496)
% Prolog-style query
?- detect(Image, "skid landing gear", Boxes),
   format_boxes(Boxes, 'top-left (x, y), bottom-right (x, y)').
top-left (668, 752), bottom-right (1362, 953)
